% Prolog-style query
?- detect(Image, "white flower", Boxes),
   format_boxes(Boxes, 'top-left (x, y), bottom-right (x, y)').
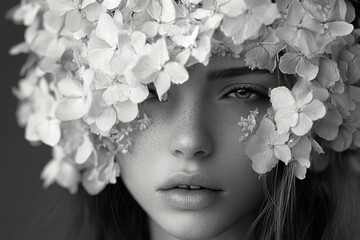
top-left (245, 118), bottom-right (291, 174)
top-left (55, 68), bottom-right (94, 121)
top-left (46, 0), bottom-right (107, 32)
top-left (41, 146), bottom-right (80, 194)
top-left (270, 78), bottom-right (326, 136)
top-left (218, 0), bottom-right (280, 44)
top-left (125, 38), bottom-right (189, 99)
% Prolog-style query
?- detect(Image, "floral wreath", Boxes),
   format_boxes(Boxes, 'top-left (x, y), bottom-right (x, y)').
top-left (9, 0), bottom-right (360, 195)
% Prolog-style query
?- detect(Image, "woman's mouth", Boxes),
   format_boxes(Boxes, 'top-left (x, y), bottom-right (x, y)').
top-left (157, 173), bottom-right (225, 210)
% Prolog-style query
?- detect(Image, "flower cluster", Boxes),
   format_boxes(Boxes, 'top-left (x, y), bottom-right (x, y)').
top-left (10, 0), bottom-right (360, 194)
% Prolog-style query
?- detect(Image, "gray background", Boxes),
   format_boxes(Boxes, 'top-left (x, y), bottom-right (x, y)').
top-left (0, 2), bottom-right (75, 239)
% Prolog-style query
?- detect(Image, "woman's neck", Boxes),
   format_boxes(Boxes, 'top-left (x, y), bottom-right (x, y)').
top-left (148, 211), bottom-right (258, 240)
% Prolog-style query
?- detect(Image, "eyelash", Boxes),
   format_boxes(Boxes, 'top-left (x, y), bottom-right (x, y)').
top-left (144, 85), bottom-right (269, 103)
top-left (220, 85), bottom-right (268, 103)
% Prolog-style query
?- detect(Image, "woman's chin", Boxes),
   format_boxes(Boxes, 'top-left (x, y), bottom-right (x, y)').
top-left (150, 211), bottom-right (236, 240)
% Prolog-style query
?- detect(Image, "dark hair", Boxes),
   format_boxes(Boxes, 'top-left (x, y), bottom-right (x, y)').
top-left (246, 151), bottom-right (360, 240)
top-left (66, 177), bottom-right (149, 240)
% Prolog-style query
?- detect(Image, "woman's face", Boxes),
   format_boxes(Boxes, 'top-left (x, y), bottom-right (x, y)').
top-left (117, 55), bottom-right (276, 239)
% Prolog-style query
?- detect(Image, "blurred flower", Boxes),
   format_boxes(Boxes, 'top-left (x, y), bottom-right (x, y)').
top-left (41, 146), bottom-right (80, 194)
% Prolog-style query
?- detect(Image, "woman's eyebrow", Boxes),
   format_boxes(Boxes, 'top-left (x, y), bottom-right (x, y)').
top-left (207, 67), bottom-right (271, 81)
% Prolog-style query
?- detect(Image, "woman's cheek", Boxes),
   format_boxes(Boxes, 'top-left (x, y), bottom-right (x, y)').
top-left (117, 119), bottom-right (167, 204)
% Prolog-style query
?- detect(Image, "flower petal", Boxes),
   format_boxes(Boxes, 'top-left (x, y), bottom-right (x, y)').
top-left (279, 52), bottom-right (300, 75)
top-left (75, 136), bottom-right (94, 165)
top-left (102, 83), bottom-right (131, 105)
top-left (291, 77), bottom-right (312, 107)
top-left (245, 135), bottom-right (267, 158)
top-left (256, 118), bottom-right (276, 144)
top-left (65, 9), bottom-right (84, 32)
top-left (154, 71), bottom-right (171, 101)
top-left (274, 145), bottom-right (291, 164)
top-left (290, 136), bottom-right (312, 161)
top-left (302, 99), bottom-right (326, 121)
top-left (110, 47), bottom-right (135, 75)
top-left (83, 3), bottom-right (106, 22)
top-left (82, 168), bottom-right (107, 195)
top-left (252, 2), bottom-right (280, 25)
top-left (273, 132), bottom-right (290, 145)
top-left (328, 21), bottom-right (354, 37)
top-left (314, 108), bottom-right (342, 141)
top-left (114, 100), bottom-right (138, 122)
top-left (58, 78), bottom-right (84, 97)
top-left (125, 55), bottom-right (161, 85)
top-left (37, 118), bottom-right (61, 147)
top-left (102, 0), bottom-right (122, 9)
top-left (141, 21), bottom-right (160, 38)
top-left (96, 13), bottom-right (119, 48)
top-left (316, 58), bottom-right (339, 88)
top-left (130, 84), bottom-right (149, 103)
top-left (158, 0), bottom-right (176, 23)
top-left (96, 107), bottom-right (117, 131)
top-left (218, 0), bottom-right (246, 17)
top-left (41, 158), bottom-right (61, 188)
top-left (293, 159), bottom-right (310, 180)
top-left (25, 114), bottom-right (42, 142)
top-left (348, 85), bottom-right (360, 103)
top-left (251, 148), bottom-right (278, 174)
top-left (164, 62), bottom-right (189, 84)
top-left (330, 125), bottom-right (354, 152)
top-left (274, 108), bottom-right (298, 134)
top-left (46, 0), bottom-right (76, 16)
top-left (55, 161), bottom-right (80, 194)
top-left (270, 86), bottom-right (296, 110)
top-left (55, 96), bottom-right (91, 121)
top-left (291, 112), bottom-right (313, 136)
top-left (295, 56), bottom-right (319, 81)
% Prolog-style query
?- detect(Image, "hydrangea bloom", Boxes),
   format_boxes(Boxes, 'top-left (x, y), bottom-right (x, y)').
top-left (218, 0), bottom-right (280, 45)
top-left (245, 118), bottom-right (291, 174)
top-left (276, 0), bottom-right (353, 80)
top-left (125, 38), bottom-right (189, 99)
top-left (270, 78), bottom-right (326, 136)
top-left (9, 0), bottom-right (360, 194)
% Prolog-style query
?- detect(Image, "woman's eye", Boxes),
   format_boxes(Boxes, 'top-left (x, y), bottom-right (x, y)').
top-left (224, 86), bottom-right (262, 100)
top-left (227, 88), bottom-right (253, 99)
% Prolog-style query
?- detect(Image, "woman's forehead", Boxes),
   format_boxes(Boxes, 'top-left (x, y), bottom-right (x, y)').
top-left (186, 54), bottom-right (249, 80)
top-left (206, 55), bottom-right (247, 71)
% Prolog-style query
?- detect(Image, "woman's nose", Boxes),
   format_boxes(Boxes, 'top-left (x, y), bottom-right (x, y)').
top-left (168, 105), bottom-right (213, 160)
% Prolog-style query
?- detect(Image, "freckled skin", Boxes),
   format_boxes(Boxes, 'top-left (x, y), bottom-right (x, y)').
top-left (117, 55), bottom-right (277, 240)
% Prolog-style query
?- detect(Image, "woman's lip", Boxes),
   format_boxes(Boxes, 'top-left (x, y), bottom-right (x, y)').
top-left (157, 173), bottom-right (224, 210)
top-left (157, 172), bottom-right (223, 191)
top-left (158, 188), bottom-right (224, 210)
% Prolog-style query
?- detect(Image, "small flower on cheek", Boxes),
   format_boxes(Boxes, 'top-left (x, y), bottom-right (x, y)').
top-left (245, 118), bottom-right (291, 175)
top-left (238, 108), bottom-right (259, 141)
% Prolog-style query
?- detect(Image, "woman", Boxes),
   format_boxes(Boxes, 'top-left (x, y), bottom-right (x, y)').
top-left (10, 0), bottom-right (360, 239)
